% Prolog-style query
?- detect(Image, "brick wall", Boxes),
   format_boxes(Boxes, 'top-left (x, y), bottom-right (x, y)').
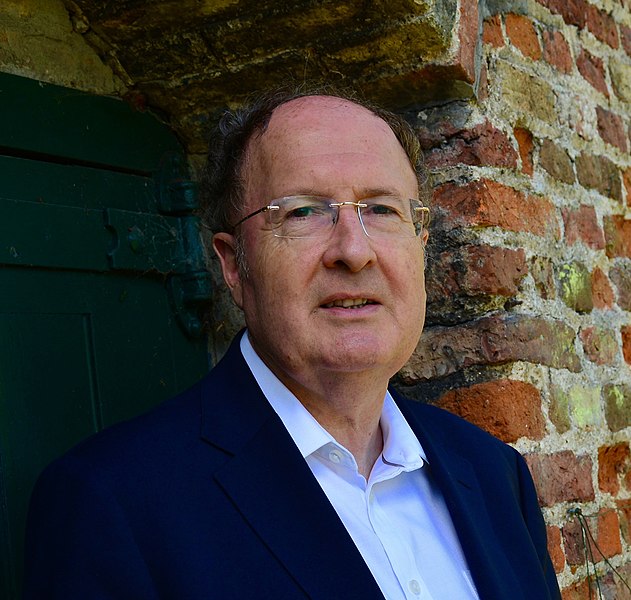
top-left (397, 0), bottom-right (631, 595)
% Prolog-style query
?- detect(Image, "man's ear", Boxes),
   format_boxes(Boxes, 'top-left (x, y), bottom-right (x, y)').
top-left (212, 232), bottom-right (244, 309)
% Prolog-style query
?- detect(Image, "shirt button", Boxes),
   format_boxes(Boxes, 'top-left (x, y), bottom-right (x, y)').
top-left (329, 450), bottom-right (342, 464)
top-left (408, 579), bottom-right (421, 595)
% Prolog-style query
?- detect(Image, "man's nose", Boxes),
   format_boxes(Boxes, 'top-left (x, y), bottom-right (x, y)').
top-left (322, 203), bottom-right (377, 272)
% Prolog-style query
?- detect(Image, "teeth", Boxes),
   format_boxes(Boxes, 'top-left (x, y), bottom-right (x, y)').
top-left (323, 298), bottom-right (371, 309)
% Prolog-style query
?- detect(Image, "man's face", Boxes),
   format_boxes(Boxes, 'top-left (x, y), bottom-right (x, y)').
top-left (214, 96), bottom-right (427, 394)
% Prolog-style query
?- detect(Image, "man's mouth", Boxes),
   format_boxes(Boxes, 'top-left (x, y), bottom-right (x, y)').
top-left (322, 298), bottom-right (375, 309)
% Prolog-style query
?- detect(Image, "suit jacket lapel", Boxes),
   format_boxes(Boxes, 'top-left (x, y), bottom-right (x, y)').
top-left (199, 337), bottom-right (384, 599)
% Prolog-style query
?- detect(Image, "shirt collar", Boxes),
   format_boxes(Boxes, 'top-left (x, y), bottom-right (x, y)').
top-left (240, 331), bottom-right (427, 467)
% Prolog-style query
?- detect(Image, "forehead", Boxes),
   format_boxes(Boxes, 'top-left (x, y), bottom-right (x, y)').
top-left (243, 96), bottom-right (416, 200)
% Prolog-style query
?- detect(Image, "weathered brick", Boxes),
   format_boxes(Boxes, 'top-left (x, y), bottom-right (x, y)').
top-left (595, 510), bottom-right (622, 558)
top-left (622, 326), bottom-right (631, 365)
top-left (432, 180), bottom-right (560, 239)
top-left (427, 245), bottom-right (527, 302)
top-left (537, 0), bottom-right (589, 29)
top-left (526, 451), bottom-right (594, 506)
top-left (514, 126), bottom-right (534, 176)
top-left (456, 0), bottom-right (478, 84)
top-left (496, 60), bottom-right (557, 124)
top-left (542, 29), bottom-right (573, 74)
top-left (586, 5), bottom-right (619, 48)
top-left (603, 384), bottom-right (631, 432)
top-left (562, 517), bottom-right (587, 566)
top-left (482, 15), bottom-right (504, 47)
top-left (624, 167), bottom-right (631, 207)
top-left (530, 256), bottom-right (556, 300)
top-left (547, 525), bottom-right (566, 573)
top-left (403, 314), bottom-right (581, 381)
top-left (437, 379), bottom-right (545, 443)
top-left (592, 267), bottom-right (615, 309)
top-left (561, 578), bottom-right (590, 600)
top-left (576, 153), bottom-right (622, 201)
top-left (604, 216), bottom-right (631, 258)
top-left (596, 106), bottom-right (628, 152)
top-left (577, 48), bottom-right (609, 97)
top-left (505, 13), bottom-right (542, 60)
top-left (539, 138), bottom-right (575, 184)
top-left (580, 326), bottom-right (619, 365)
top-left (622, 23), bottom-right (631, 56)
top-left (618, 498), bottom-right (631, 544)
top-left (549, 385), bottom-right (572, 433)
top-left (598, 442), bottom-right (631, 495)
top-left (609, 261), bottom-right (631, 310)
top-left (557, 262), bottom-right (593, 313)
top-left (610, 60), bottom-right (631, 104)
top-left (550, 384), bottom-right (602, 430)
top-left (424, 121), bottom-right (518, 169)
top-left (562, 205), bottom-right (604, 249)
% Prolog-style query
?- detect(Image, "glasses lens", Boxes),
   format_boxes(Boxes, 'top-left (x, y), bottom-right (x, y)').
top-left (360, 198), bottom-right (425, 238)
top-left (269, 196), bottom-right (335, 238)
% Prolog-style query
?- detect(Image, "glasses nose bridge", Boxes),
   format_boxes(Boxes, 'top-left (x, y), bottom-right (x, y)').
top-left (330, 201), bottom-right (369, 236)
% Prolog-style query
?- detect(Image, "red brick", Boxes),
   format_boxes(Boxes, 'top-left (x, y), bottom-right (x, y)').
top-left (598, 442), bottom-right (631, 495)
top-left (562, 205), bottom-right (605, 249)
top-left (622, 23), bottom-right (631, 57)
top-left (605, 216), bottom-right (631, 258)
top-left (577, 49), bottom-right (609, 97)
top-left (432, 180), bottom-right (560, 239)
top-left (505, 13), bottom-right (542, 60)
top-left (437, 379), bottom-right (545, 443)
top-left (618, 499), bottom-right (631, 544)
top-left (547, 525), bottom-right (566, 573)
top-left (562, 517), bottom-right (587, 566)
top-left (542, 29), bottom-right (573, 74)
top-left (537, 0), bottom-right (589, 28)
top-left (586, 5), bottom-right (619, 49)
top-left (595, 510), bottom-right (622, 558)
top-left (561, 578), bottom-right (590, 600)
top-left (402, 314), bottom-right (581, 381)
top-left (623, 167), bottom-right (631, 207)
top-left (425, 121), bottom-right (518, 169)
top-left (580, 326), bottom-right (619, 365)
top-left (456, 0), bottom-right (478, 83)
top-left (596, 106), bottom-right (629, 152)
top-left (483, 15), bottom-right (504, 47)
top-left (526, 451), bottom-right (595, 506)
top-left (577, 153), bottom-right (622, 201)
top-left (591, 268), bottom-right (615, 309)
top-left (622, 326), bottom-right (631, 365)
top-left (427, 245), bottom-right (527, 303)
top-left (514, 127), bottom-right (534, 176)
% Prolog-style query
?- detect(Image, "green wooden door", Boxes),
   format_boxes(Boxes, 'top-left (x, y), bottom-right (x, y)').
top-left (0, 73), bottom-right (210, 598)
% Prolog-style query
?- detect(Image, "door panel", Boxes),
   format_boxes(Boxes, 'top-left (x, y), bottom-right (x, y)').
top-left (0, 73), bottom-right (211, 599)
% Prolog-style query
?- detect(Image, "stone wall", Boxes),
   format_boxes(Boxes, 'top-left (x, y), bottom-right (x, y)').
top-left (396, 0), bottom-right (631, 595)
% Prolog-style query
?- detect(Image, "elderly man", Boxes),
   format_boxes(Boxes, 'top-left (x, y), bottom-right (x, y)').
top-left (24, 89), bottom-right (561, 599)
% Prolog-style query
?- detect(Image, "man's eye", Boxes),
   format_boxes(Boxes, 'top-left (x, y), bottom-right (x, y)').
top-left (286, 205), bottom-right (323, 219)
top-left (366, 203), bottom-right (400, 217)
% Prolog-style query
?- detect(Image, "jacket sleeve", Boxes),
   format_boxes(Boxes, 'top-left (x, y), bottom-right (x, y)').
top-left (23, 455), bottom-right (157, 600)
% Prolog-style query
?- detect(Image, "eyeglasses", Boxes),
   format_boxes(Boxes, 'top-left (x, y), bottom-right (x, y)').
top-left (231, 195), bottom-right (430, 239)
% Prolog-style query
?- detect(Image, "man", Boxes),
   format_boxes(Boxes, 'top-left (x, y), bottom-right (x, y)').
top-left (24, 88), bottom-right (561, 599)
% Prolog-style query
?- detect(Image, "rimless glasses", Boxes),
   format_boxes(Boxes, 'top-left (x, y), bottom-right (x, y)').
top-left (231, 195), bottom-right (430, 239)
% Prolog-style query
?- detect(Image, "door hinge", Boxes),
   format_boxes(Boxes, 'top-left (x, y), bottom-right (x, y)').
top-left (157, 152), bottom-right (211, 339)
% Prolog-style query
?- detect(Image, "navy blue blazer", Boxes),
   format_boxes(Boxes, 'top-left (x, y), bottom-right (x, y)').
top-left (24, 336), bottom-right (560, 599)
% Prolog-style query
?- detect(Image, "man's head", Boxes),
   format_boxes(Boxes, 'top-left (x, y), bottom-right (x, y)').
top-left (206, 89), bottom-right (429, 395)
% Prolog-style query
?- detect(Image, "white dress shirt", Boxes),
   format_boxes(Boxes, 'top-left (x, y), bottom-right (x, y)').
top-left (241, 333), bottom-right (479, 600)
